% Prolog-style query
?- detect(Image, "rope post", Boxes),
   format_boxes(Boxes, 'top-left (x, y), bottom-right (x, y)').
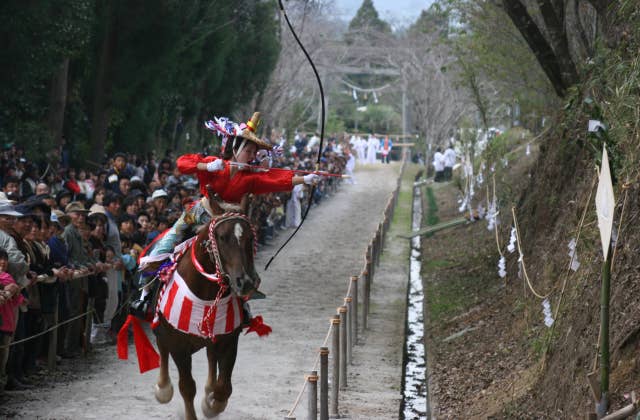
top-left (370, 238), bottom-right (377, 275)
top-left (338, 306), bottom-right (348, 389)
top-left (330, 316), bottom-right (340, 418)
top-left (351, 276), bottom-right (358, 344)
top-left (344, 297), bottom-right (353, 364)
top-left (47, 292), bottom-right (59, 370)
top-left (320, 347), bottom-right (329, 420)
top-left (83, 297), bottom-right (94, 354)
top-left (362, 268), bottom-right (370, 330)
top-left (370, 239), bottom-right (377, 279)
top-left (308, 370), bottom-right (318, 420)
top-left (378, 222), bottom-right (384, 258)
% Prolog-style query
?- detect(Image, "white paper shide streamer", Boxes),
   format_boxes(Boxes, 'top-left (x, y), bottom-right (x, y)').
top-left (498, 255), bottom-right (506, 278)
top-left (507, 226), bottom-right (517, 253)
top-left (567, 238), bottom-right (580, 272)
top-left (486, 197), bottom-right (498, 231)
top-left (542, 299), bottom-right (554, 327)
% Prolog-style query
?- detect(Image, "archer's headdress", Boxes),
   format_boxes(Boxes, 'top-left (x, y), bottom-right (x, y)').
top-left (204, 112), bottom-right (271, 152)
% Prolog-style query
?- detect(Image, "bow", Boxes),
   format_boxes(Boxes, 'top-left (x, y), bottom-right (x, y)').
top-left (265, 0), bottom-right (326, 270)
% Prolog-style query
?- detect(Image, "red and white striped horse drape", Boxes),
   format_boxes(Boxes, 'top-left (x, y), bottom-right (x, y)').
top-left (153, 270), bottom-right (243, 338)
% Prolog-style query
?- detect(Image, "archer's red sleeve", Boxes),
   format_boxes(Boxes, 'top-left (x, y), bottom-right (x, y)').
top-left (249, 170), bottom-right (295, 195)
top-left (177, 154), bottom-right (216, 174)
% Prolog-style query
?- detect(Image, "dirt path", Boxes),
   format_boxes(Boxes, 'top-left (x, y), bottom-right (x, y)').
top-left (0, 162), bottom-right (409, 420)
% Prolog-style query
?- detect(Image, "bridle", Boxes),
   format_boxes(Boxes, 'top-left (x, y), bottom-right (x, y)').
top-left (190, 211), bottom-right (258, 338)
top-left (190, 211), bottom-right (258, 290)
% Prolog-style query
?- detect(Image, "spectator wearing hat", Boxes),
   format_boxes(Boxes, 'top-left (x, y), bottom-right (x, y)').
top-left (55, 190), bottom-right (73, 210)
top-left (4, 206), bottom-right (37, 390)
top-left (0, 203), bottom-right (29, 287)
top-left (34, 193), bottom-right (56, 210)
top-left (151, 189), bottom-right (168, 216)
top-left (61, 201), bottom-right (94, 356)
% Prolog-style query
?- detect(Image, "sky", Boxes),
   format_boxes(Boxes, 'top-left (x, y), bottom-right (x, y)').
top-left (336, 0), bottom-right (436, 27)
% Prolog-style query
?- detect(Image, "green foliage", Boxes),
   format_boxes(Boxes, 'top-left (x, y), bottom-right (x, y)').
top-left (325, 110), bottom-right (346, 134)
top-left (559, 3), bottom-right (640, 184)
top-left (409, 3), bottom-right (449, 38)
top-left (0, 0), bottom-right (93, 157)
top-left (443, 0), bottom-right (558, 131)
top-left (348, 0), bottom-right (391, 34)
top-left (0, 0), bottom-right (280, 164)
top-left (355, 105), bottom-right (400, 133)
top-left (482, 128), bottom-right (527, 165)
top-left (425, 186), bottom-right (440, 227)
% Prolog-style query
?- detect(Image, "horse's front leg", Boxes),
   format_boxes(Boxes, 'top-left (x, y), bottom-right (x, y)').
top-left (154, 333), bottom-right (174, 404)
top-left (212, 332), bottom-right (241, 414)
top-left (201, 344), bottom-right (222, 418)
top-left (174, 352), bottom-right (198, 420)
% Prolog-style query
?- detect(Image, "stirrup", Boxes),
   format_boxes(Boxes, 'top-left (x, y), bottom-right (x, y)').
top-left (130, 296), bottom-right (151, 321)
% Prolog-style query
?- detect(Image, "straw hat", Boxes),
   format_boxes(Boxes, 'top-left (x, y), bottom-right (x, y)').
top-left (88, 203), bottom-right (107, 217)
top-left (65, 201), bottom-right (89, 214)
top-left (238, 112), bottom-right (271, 150)
top-left (51, 209), bottom-right (71, 225)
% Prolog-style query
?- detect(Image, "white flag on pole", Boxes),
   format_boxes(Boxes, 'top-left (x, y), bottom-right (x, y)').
top-left (595, 146), bottom-right (615, 260)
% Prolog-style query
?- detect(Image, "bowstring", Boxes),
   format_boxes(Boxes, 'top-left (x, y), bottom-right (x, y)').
top-left (265, 0), bottom-right (325, 270)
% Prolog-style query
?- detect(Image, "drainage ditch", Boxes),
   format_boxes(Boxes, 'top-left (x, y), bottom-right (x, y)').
top-left (400, 184), bottom-right (429, 419)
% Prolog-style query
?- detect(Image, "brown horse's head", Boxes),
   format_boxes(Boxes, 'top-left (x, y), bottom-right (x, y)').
top-left (204, 189), bottom-right (261, 298)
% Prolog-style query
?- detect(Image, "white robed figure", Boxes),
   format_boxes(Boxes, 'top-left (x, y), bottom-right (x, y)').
top-left (354, 136), bottom-right (366, 163)
top-left (345, 151), bottom-right (356, 184)
top-left (285, 183), bottom-right (305, 227)
top-left (366, 135), bottom-right (378, 164)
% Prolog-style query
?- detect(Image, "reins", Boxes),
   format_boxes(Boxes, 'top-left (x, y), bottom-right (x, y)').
top-left (190, 211), bottom-right (257, 338)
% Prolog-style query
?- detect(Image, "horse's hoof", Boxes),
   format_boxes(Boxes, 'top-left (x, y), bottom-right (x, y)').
top-left (154, 382), bottom-right (174, 404)
top-left (201, 393), bottom-right (227, 418)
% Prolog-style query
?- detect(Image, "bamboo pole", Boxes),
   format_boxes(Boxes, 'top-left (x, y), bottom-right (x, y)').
top-left (307, 371), bottom-right (318, 420)
top-left (319, 347), bottom-right (329, 420)
top-left (596, 247), bottom-right (612, 418)
top-left (330, 316), bottom-right (340, 417)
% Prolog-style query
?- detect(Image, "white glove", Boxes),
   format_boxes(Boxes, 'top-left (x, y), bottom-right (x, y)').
top-left (206, 160), bottom-right (225, 172)
top-left (303, 174), bottom-right (321, 185)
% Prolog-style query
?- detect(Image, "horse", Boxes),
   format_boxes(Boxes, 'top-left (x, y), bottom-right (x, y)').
top-left (152, 191), bottom-right (261, 419)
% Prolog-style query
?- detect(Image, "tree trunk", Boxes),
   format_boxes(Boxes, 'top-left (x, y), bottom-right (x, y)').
top-left (537, 0), bottom-right (579, 87)
top-left (90, 5), bottom-right (116, 162)
top-left (47, 58), bottom-right (70, 146)
top-left (502, 0), bottom-right (568, 97)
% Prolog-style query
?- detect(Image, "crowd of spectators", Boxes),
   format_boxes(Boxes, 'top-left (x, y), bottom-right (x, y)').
top-left (0, 134), bottom-right (348, 392)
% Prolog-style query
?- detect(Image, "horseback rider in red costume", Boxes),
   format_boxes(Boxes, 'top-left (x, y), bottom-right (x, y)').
top-left (131, 112), bottom-right (320, 317)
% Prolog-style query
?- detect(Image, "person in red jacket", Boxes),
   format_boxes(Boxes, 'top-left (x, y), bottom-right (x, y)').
top-left (131, 112), bottom-right (319, 317)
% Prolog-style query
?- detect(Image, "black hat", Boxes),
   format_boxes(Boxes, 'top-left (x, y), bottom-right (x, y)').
top-left (128, 189), bottom-right (145, 198)
top-left (55, 189), bottom-right (73, 200)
